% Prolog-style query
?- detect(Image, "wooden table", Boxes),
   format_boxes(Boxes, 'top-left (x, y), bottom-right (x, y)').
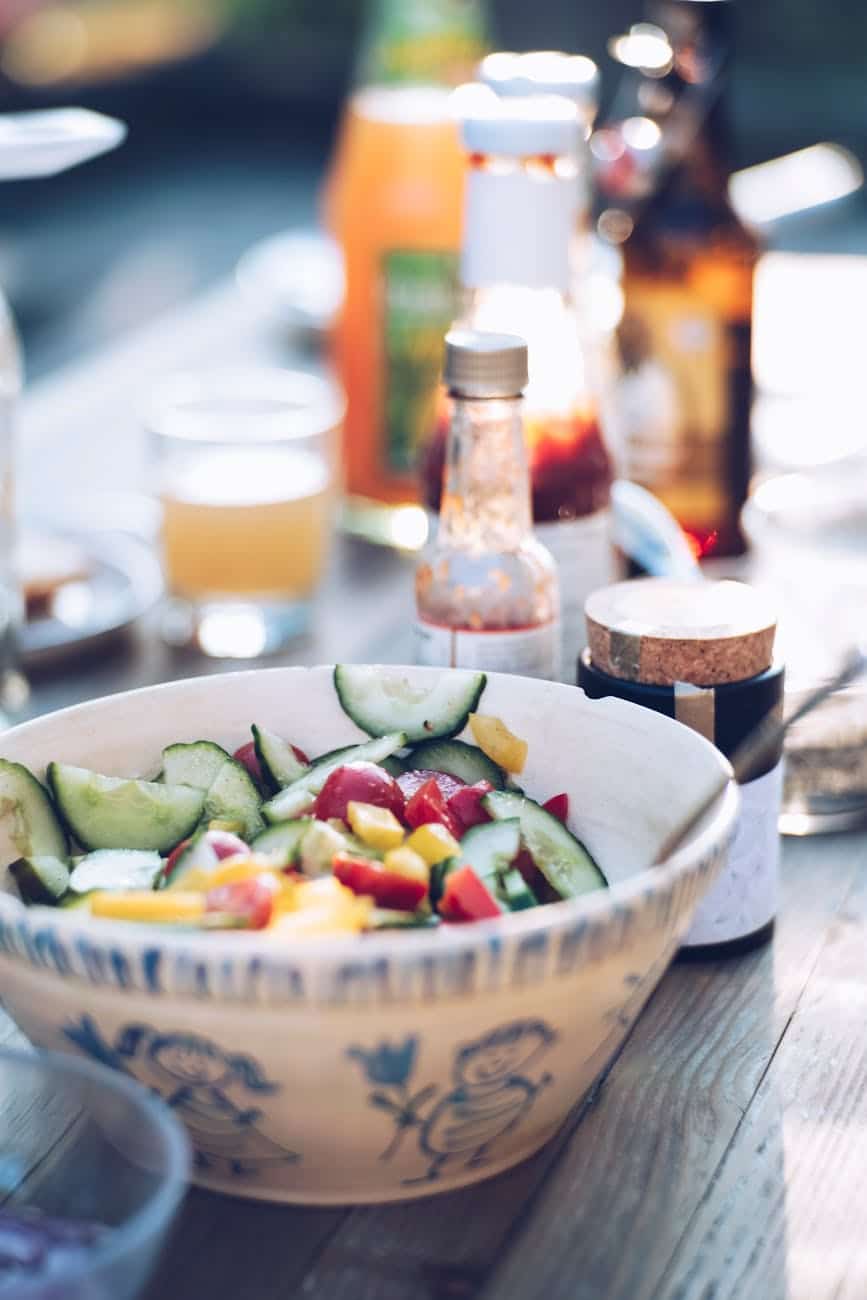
top-left (3, 284), bottom-right (867, 1300)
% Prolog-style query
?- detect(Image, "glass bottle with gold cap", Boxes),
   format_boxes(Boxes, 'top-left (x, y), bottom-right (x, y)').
top-left (415, 329), bottom-right (561, 679)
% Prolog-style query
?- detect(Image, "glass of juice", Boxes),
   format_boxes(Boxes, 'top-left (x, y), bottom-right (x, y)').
top-left (149, 369), bottom-right (343, 657)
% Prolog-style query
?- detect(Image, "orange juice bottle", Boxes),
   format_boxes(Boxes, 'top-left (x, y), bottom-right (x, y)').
top-left (324, 0), bottom-right (489, 544)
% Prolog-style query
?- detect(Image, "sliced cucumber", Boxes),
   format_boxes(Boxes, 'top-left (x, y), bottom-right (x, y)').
top-left (263, 732), bottom-right (407, 824)
top-left (498, 866), bottom-right (538, 912)
top-left (68, 850), bottom-right (164, 895)
top-left (299, 820), bottom-right (348, 876)
top-left (250, 819), bottom-right (312, 867)
top-left (47, 764), bottom-right (205, 854)
top-left (165, 829), bottom-right (220, 884)
top-left (201, 758), bottom-right (264, 840)
top-left (429, 856), bottom-right (459, 907)
top-left (483, 791), bottom-right (607, 899)
top-left (379, 755), bottom-right (408, 779)
top-left (366, 909), bottom-right (441, 930)
top-left (59, 891), bottom-right (93, 911)
top-left (407, 739), bottom-right (506, 789)
top-left (459, 820), bottom-right (539, 911)
top-left (161, 741), bottom-right (231, 791)
top-left (10, 854), bottom-right (70, 905)
top-left (334, 665), bottom-right (486, 743)
top-left (252, 725), bottom-right (307, 791)
top-left (0, 758), bottom-right (68, 861)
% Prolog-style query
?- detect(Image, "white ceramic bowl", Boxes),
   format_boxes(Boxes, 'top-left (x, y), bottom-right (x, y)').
top-left (0, 667), bottom-right (737, 1204)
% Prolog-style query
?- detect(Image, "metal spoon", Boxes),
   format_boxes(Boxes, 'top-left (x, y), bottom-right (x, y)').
top-left (651, 643), bottom-right (867, 866)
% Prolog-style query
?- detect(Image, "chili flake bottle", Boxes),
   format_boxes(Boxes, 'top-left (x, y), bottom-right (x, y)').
top-left (421, 89), bottom-right (618, 675)
top-left (415, 330), bottom-right (561, 680)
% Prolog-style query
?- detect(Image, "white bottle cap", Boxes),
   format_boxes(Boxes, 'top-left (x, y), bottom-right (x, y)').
top-left (453, 83), bottom-right (581, 159)
top-left (444, 328), bottom-right (529, 398)
top-left (478, 51), bottom-right (600, 126)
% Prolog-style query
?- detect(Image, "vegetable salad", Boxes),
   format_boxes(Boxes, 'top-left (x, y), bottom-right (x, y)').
top-left (1, 667), bottom-right (606, 936)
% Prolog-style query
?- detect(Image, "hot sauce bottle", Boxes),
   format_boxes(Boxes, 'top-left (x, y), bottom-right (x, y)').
top-left (415, 330), bottom-right (561, 680)
top-left (421, 89), bottom-right (617, 674)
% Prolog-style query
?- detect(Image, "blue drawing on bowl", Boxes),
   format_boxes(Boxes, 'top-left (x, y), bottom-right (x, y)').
top-left (348, 1019), bottom-right (556, 1183)
top-left (64, 1015), bottom-right (299, 1178)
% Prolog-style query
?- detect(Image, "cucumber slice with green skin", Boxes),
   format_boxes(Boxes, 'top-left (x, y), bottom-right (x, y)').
top-left (406, 739), bottom-right (506, 789)
top-left (459, 819), bottom-right (521, 895)
top-left (263, 732), bottom-right (407, 824)
top-left (250, 819), bottom-right (312, 867)
top-left (10, 855), bottom-right (71, 905)
top-left (59, 891), bottom-right (93, 911)
top-left (366, 909), bottom-right (441, 930)
top-left (0, 759), bottom-right (68, 861)
top-left (497, 865), bottom-right (538, 912)
top-left (68, 850), bottom-right (164, 895)
top-left (47, 764), bottom-right (205, 854)
top-left (334, 665), bottom-right (486, 743)
top-left (429, 856), bottom-right (459, 907)
top-left (483, 791), bottom-right (607, 899)
top-left (378, 755), bottom-right (408, 779)
top-left (165, 829), bottom-right (220, 885)
top-left (201, 758), bottom-right (264, 840)
top-left (252, 725), bottom-right (307, 791)
top-left (161, 741), bottom-right (231, 792)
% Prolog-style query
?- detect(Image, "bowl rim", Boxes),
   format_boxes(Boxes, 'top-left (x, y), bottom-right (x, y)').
top-left (0, 1044), bottom-right (189, 1294)
top-left (0, 667), bottom-right (738, 986)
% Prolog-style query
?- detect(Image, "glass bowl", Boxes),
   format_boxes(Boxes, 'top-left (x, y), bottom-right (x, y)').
top-left (0, 1046), bottom-right (189, 1299)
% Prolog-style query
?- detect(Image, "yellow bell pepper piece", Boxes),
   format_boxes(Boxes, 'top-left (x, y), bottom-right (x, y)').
top-left (346, 801), bottom-right (405, 851)
top-left (269, 875), bottom-right (371, 937)
top-left (90, 891), bottom-right (205, 924)
top-left (406, 823), bottom-right (460, 865)
top-left (468, 713), bottom-right (528, 774)
top-left (382, 846), bottom-right (429, 885)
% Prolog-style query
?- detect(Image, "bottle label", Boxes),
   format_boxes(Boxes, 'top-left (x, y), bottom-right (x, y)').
top-left (617, 274), bottom-right (752, 552)
top-left (414, 619), bottom-right (561, 680)
top-left (382, 249), bottom-right (459, 475)
top-left (361, 0), bottom-right (487, 87)
top-left (682, 761), bottom-right (782, 948)
top-left (535, 511), bottom-right (620, 677)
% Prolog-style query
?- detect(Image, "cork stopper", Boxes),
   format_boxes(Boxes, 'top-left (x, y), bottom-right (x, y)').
top-left (585, 578), bottom-right (777, 686)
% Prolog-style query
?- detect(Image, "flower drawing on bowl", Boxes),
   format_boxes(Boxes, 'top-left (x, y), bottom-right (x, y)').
top-left (347, 1019), bottom-right (557, 1183)
top-left (63, 1015), bottom-right (299, 1179)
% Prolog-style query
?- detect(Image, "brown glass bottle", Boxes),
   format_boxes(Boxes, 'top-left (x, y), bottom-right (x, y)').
top-left (600, 0), bottom-right (759, 559)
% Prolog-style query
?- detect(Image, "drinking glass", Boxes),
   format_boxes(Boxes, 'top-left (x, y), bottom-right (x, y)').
top-left (149, 368), bottom-right (343, 657)
top-left (0, 1046), bottom-right (189, 1299)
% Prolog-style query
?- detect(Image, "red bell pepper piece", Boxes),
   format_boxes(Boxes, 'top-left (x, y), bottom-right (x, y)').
top-left (205, 878), bottom-right (276, 930)
top-left (542, 792), bottom-right (569, 823)
top-left (333, 853), bottom-right (428, 912)
top-left (448, 780), bottom-right (494, 831)
top-left (404, 778), bottom-right (462, 838)
top-left (439, 866), bottom-right (502, 923)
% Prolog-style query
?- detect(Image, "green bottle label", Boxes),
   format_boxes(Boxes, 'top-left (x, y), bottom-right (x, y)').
top-left (382, 249), bottom-right (459, 474)
top-left (361, 0), bottom-right (488, 87)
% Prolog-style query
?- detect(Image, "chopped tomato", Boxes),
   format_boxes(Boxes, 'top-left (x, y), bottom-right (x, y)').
top-left (448, 780), bottom-right (494, 831)
top-left (163, 837), bottom-right (192, 880)
top-left (439, 866), bottom-right (502, 922)
top-left (233, 741), bottom-right (264, 785)
top-left (397, 768), bottom-right (465, 802)
top-left (234, 739), bottom-right (309, 785)
top-left (542, 793), bottom-right (569, 823)
top-left (205, 877), bottom-right (277, 930)
top-left (315, 763), bottom-right (405, 823)
top-left (333, 853), bottom-right (428, 912)
top-left (404, 778), bottom-right (462, 838)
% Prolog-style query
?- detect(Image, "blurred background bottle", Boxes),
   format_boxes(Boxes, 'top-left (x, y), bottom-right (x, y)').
top-left (324, 0), bottom-right (490, 546)
top-left (422, 89), bottom-right (617, 672)
top-left (595, 0), bottom-right (758, 559)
